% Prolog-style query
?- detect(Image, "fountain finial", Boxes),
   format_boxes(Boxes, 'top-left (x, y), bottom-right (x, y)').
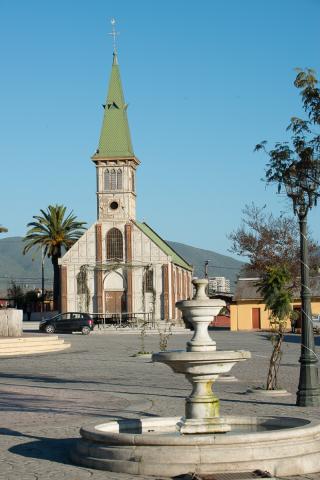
top-left (192, 278), bottom-right (208, 299)
top-left (176, 278), bottom-right (225, 352)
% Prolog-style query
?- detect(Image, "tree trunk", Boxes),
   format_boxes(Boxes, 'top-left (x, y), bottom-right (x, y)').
top-left (52, 253), bottom-right (61, 311)
top-left (266, 333), bottom-right (283, 390)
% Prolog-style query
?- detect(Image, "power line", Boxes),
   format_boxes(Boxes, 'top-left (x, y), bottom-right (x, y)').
top-left (0, 276), bottom-right (52, 280)
top-left (193, 264), bottom-right (244, 271)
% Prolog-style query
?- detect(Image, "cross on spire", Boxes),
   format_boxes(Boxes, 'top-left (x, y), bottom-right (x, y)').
top-left (108, 18), bottom-right (119, 54)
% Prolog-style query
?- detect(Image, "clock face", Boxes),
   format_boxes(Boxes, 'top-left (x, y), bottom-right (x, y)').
top-left (110, 201), bottom-right (119, 211)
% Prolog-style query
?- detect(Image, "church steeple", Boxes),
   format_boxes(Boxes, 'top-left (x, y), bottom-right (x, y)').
top-left (92, 51), bottom-right (134, 159)
top-left (93, 24), bottom-right (139, 223)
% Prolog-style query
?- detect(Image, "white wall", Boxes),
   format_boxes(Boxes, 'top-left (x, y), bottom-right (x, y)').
top-left (60, 220), bottom-right (189, 320)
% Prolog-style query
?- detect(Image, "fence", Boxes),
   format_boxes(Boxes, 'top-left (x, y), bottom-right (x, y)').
top-left (90, 311), bottom-right (155, 329)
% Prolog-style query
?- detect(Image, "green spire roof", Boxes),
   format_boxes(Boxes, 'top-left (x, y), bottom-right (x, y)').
top-left (93, 52), bottom-right (134, 158)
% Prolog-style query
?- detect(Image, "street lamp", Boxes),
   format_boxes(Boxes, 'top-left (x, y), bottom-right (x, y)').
top-left (284, 160), bottom-right (320, 406)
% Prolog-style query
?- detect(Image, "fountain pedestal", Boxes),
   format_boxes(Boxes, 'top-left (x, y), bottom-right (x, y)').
top-left (180, 371), bottom-right (228, 433)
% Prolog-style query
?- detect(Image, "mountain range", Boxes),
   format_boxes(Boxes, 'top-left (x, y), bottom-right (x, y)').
top-left (168, 241), bottom-right (245, 287)
top-left (0, 236), bottom-right (245, 295)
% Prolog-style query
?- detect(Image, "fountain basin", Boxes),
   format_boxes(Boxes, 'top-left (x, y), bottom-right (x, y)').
top-left (71, 279), bottom-right (319, 476)
top-left (71, 415), bottom-right (320, 477)
top-left (152, 349), bottom-right (250, 375)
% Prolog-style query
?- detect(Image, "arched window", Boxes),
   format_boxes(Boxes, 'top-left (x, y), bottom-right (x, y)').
top-left (104, 169), bottom-right (110, 191)
top-left (104, 168), bottom-right (122, 190)
top-left (144, 268), bottom-right (153, 293)
top-left (106, 228), bottom-right (123, 261)
top-left (117, 169), bottom-right (122, 189)
top-left (110, 169), bottom-right (117, 190)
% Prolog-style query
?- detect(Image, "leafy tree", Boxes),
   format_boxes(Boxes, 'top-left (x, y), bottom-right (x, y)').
top-left (23, 205), bottom-right (86, 309)
top-left (6, 285), bottom-right (41, 311)
top-left (0, 225), bottom-right (8, 233)
top-left (7, 281), bottom-right (25, 309)
top-left (228, 203), bottom-right (320, 279)
top-left (24, 290), bottom-right (40, 305)
top-left (255, 68), bottom-right (320, 209)
top-left (257, 266), bottom-right (293, 390)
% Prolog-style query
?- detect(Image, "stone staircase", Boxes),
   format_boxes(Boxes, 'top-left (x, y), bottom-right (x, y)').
top-left (0, 334), bottom-right (71, 357)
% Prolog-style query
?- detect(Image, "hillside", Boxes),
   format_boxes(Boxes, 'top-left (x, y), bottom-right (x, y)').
top-left (0, 236), bottom-right (245, 295)
top-left (0, 237), bottom-right (53, 294)
top-left (168, 241), bottom-right (245, 288)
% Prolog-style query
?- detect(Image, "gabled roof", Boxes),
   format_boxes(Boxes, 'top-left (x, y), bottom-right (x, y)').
top-left (92, 52), bottom-right (134, 159)
top-left (233, 278), bottom-right (261, 301)
top-left (234, 277), bottom-right (320, 301)
top-left (134, 221), bottom-right (193, 272)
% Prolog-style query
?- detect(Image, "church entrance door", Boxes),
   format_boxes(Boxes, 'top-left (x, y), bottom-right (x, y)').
top-left (105, 291), bottom-right (124, 314)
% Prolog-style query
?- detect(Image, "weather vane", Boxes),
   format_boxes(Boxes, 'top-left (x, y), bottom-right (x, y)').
top-left (108, 18), bottom-right (119, 53)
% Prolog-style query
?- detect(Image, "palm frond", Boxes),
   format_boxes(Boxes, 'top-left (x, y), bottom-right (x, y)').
top-left (23, 204), bottom-right (87, 257)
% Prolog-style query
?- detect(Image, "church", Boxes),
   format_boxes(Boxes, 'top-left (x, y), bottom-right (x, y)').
top-left (59, 46), bottom-right (193, 323)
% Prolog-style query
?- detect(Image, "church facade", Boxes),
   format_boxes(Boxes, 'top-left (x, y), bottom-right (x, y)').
top-left (59, 50), bottom-right (193, 322)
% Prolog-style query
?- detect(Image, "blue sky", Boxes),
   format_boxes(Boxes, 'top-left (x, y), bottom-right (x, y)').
top-left (1, 0), bottom-right (320, 260)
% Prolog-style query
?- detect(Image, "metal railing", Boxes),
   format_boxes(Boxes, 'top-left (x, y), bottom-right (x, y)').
top-left (90, 312), bottom-right (155, 329)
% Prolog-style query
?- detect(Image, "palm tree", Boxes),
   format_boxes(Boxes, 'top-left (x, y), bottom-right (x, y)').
top-left (23, 205), bottom-right (86, 309)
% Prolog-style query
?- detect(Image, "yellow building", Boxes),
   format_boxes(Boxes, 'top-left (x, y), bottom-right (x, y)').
top-left (230, 277), bottom-right (320, 331)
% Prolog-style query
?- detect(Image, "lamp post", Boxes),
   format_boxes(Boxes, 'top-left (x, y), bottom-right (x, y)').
top-left (284, 163), bottom-right (320, 406)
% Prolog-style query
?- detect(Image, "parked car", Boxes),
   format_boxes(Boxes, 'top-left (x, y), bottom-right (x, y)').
top-left (39, 312), bottom-right (94, 335)
top-left (312, 315), bottom-right (320, 334)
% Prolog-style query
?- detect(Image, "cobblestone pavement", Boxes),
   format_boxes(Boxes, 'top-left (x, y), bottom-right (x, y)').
top-left (1, 330), bottom-right (320, 480)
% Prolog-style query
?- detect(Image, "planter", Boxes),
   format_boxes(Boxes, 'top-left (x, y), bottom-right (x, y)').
top-left (247, 387), bottom-right (291, 397)
top-left (132, 352), bottom-right (153, 359)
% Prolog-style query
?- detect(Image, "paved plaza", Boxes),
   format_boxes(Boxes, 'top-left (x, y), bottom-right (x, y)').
top-left (1, 329), bottom-right (320, 480)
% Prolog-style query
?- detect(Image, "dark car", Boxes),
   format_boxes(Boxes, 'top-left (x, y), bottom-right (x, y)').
top-left (39, 312), bottom-right (94, 335)
top-left (312, 315), bottom-right (320, 334)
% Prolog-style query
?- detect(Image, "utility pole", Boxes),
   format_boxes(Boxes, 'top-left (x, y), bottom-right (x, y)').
top-left (41, 246), bottom-right (45, 312)
top-left (204, 260), bottom-right (209, 295)
top-left (204, 260), bottom-right (209, 279)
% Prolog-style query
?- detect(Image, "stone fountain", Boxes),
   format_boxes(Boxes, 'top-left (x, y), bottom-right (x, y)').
top-left (153, 278), bottom-right (249, 435)
top-left (71, 279), bottom-right (320, 477)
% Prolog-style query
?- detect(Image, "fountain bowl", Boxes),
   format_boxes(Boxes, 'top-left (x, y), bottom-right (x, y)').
top-left (70, 415), bottom-right (320, 477)
top-left (152, 349), bottom-right (250, 375)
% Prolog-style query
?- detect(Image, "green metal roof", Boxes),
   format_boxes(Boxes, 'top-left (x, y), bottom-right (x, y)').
top-left (135, 221), bottom-right (193, 271)
top-left (94, 53), bottom-right (134, 158)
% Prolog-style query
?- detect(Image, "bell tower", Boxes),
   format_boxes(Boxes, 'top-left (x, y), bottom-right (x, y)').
top-left (91, 34), bottom-right (139, 223)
